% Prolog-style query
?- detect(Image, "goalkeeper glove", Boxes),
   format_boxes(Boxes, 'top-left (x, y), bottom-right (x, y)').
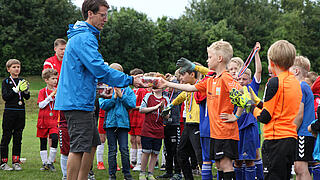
top-left (248, 86), bottom-right (261, 105)
top-left (161, 103), bottom-right (173, 117)
top-left (176, 57), bottom-right (195, 74)
top-left (19, 80), bottom-right (29, 92)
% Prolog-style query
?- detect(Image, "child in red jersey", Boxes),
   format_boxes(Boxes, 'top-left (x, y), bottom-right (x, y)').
top-left (138, 73), bottom-right (170, 180)
top-left (37, 68), bottom-right (59, 171)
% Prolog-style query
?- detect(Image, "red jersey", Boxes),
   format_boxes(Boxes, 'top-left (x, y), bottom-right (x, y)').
top-left (98, 109), bottom-right (106, 134)
top-left (140, 93), bottom-right (169, 139)
top-left (37, 88), bottom-right (58, 129)
top-left (129, 88), bottom-right (148, 128)
top-left (43, 55), bottom-right (62, 75)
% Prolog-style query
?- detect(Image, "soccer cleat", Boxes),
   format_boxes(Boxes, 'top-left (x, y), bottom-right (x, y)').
top-left (0, 163), bottom-right (13, 171)
top-left (160, 164), bottom-right (166, 171)
top-left (88, 170), bottom-right (95, 180)
top-left (12, 163), bottom-right (22, 171)
top-left (40, 163), bottom-right (49, 171)
top-left (47, 163), bottom-right (56, 172)
top-left (133, 164), bottom-right (141, 171)
top-left (157, 172), bottom-right (173, 178)
top-left (170, 173), bottom-right (183, 180)
top-left (97, 162), bottom-right (106, 170)
top-left (139, 172), bottom-right (148, 180)
top-left (117, 164), bottom-right (121, 171)
top-left (61, 176), bottom-right (67, 180)
top-left (155, 161), bottom-right (159, 169)
top-left (130, 163), bottom-right (135, 169)
top-left (147, 172), bottom-right (157, 180)
top-left (124, 175), bottom-right (133, 180)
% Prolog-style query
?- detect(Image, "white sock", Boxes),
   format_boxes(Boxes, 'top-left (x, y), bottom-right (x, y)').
top-left (40, 150), bottom-right (48, 164)
top-left (130, 148), bottom-right (137, 163)
top-left (96, 143), bottom-right (105, 163)
top-left (161, 148), bottom-right (166, 166)
top-left (60, 154), bottom-right (68, 177)
top-left (137, 149), bottom-right (142, 165)
top-left (48, 147), bottom-right (57, 164)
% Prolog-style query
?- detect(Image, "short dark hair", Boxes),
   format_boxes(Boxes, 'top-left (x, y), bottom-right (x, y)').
top-left (54, 38), bottom-right (66, 48)
top-left (82, 0), bottom-right (109, 20)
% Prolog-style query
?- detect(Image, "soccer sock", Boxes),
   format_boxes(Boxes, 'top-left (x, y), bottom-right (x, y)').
top-left (1, 158), bottom-right (8, 164)
top-left (137, 149), bottom-right (142, 165)
top-left (223, 171), bottom-right (236, 180)
top-left (201, 163), bottom-right (213, 180)
top-left (130, 148), bottom-right (137, 163)
top-left (234, 166), bottom-right (244, 180)
top-left (60, 154), bottom-right (68, 177)
top-left (245, 166), bottom-right (256, 180)
top-left (161, 148), bottom-right (166, 166)
top-left (217, 170), bottom-right (224, 180)
top-left (48, 147), bottom-right (57, 164)
top-left (12, 155), bottom-right (20, 163)
top-left (255, 159), bottom-right (264, 180)
top-left (313, 164), bottom-right (320, 180)
top-left (96, 143), bottom-right (105, 163)
top-left (40, 150), bottom-right (48, 164)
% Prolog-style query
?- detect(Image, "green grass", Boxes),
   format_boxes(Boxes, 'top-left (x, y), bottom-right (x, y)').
top-left (0, 76), bottom-right (205, 179)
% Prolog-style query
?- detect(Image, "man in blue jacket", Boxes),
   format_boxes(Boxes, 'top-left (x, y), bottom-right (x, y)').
top-left (54, 0), bottom-right (145, 180)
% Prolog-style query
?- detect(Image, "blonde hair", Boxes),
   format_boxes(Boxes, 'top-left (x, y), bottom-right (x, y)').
top-left (267, 40), bottom-right (296, 70)
top-left (293, 56), bottom-right (310, 77)
top-left (228, 57), bottom-right (244, 69)
top-left (207, 40), bottom-right (233, 64)
top-left (6, 59), bottom-right (21, 68)
top-left (307, 71), bottom-right (318, 84)
top-left (110, 63), bottom-right (123, 72)
top-left (42, 68), bottom-right (58, 80)
top-left (243, 68), bottom-right (252, 78)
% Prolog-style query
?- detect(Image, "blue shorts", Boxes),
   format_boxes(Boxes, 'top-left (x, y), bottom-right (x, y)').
top-left (238, 124), bottom-right (259, 160)
top-left (141, 136), bottom-right (162, 154)
top-left (200, 137), bottom-right (211, 162)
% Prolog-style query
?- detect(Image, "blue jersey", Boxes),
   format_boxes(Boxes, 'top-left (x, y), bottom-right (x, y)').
top-left (297, 81), bottom-right (315, 136)
top-left (199, 99), bottom-right (210, 137)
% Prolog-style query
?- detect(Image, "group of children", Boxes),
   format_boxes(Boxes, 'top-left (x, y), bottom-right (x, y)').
top-left (1, 38), bottom-right (320, 180)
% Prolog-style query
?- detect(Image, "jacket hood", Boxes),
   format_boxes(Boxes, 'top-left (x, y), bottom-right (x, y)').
top-left (67, 21), bottom-right (100, 39)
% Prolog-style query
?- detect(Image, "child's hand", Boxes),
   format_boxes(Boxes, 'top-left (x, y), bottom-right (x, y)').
top-left (114, 88), bottom-right (123, 98)
top-left (50, 88), bottom-right (57, 97)
top-left (157, 78), bottom-right (168, 89)
top-left (255, 42), bottom-right (261, 51)
top-left (220, 113), bottom-right (238, 123)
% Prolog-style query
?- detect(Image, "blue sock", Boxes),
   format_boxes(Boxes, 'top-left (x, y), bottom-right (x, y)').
top-left (313, 164), bottom-right (320, 180)
top-left (245, 166), bottom-right (256, 180)
top-left (201, 164), bottom-right (213, 180)
top-left (308, 165), bottom-right (313, 176)
top-left (255, 159), bottom-right (264, 180)
top-left (234, 166), bottom-right (244, 180)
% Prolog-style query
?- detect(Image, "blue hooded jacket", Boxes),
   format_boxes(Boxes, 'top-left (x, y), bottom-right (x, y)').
top-left (99, 87), bottom-right (136, 129)
top-left (55, 21), bottom-right (133, 111)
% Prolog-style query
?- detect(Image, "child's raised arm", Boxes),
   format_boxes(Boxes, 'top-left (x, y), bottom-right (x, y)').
top-left (158, 78), bottom-right (198, 92)
top-left (254, 42), bottom-right (262, 82)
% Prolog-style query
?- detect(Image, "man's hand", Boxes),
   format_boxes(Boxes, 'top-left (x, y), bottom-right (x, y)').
top-left (220, 113), bottom-right (238, 123)
top-left (176, 57), bottom-right (195, 73)
top-left (133, 74), bottom-right (148, 88)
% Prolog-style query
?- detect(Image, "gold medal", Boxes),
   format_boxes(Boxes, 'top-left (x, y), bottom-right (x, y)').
top-left (49, 112), bottom-right (53, 116)
top-left (18, 101), bottom-right (22, 105)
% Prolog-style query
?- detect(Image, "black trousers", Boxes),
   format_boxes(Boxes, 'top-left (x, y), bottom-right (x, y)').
top-left (177, 123), bottom-right (202, 180)
top-left (164, 125), bottom-right (181, 174)
top-left (1, 110), bottom-right (25, 161)
top-left (262, 138), bottom-right (296, 180)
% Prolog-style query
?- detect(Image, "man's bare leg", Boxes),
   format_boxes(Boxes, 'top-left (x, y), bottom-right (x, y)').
top-left (78, 147), bottom-right (97, 180)
top-left (67, 152), bottom-right (83, 180)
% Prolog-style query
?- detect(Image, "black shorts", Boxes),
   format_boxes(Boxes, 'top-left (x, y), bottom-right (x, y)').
top-left (64, 110), bottom-right (100, 153)
top-left (295, 136), bottom-right (315, 161)
top-left (141, 136), bottom-right (162, 154)
top-left (210, 138), bottom-right (238, 160)
top-left (262, 138), bottom-right (296, 180)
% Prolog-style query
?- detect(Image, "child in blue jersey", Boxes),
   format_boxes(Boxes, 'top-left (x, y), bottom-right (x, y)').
top-left (231, 42), bottom-right (262, 180)
top-left (289, 56), bottom-right (315, 180)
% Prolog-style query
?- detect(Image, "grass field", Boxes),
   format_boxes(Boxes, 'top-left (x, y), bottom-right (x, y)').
top-left (0, 76), bottom-right (205, 180)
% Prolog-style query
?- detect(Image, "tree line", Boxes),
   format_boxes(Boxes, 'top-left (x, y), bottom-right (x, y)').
top-left (1, 0), bottom-right (319, 84)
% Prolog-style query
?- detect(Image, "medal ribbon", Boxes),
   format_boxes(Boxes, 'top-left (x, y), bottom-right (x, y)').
top-left (188, 80), bottom-right (198, 113)
top-left (10, 76), bottom-right (21, 101)
top-left (237, 46), bottom-right (260, 78)
top-left (169, 89), bottom-right (175, 102)
top-left (45, 87), bottom-right (53, 112)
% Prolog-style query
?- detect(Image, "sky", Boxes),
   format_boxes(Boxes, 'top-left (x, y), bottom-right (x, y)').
top-left (72, 0), bottom-right (191, 21)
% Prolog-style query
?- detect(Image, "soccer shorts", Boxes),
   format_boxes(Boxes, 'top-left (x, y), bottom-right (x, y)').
top-left (295, 136), bottom-right (315, 161)
top-left (36, 127), bottom-right (58, 138)
top-left (200, 137), bottom-right (211, 162)
top-left (141, 136), bottom-right (162, 154)
top-left (210, 138), bottom-right (238, 160)
top-left (58, 126), bottom-right (70, 156)
top-left (238, 125), bottom-right (259, 160)
top-left (129, 126), bottom-right (142, 136)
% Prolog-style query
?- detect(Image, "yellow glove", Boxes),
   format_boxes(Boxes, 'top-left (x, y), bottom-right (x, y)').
top-left (248, 86), bottom-right (261, 105)
top-left (19, 80), bottom-right (29, 92)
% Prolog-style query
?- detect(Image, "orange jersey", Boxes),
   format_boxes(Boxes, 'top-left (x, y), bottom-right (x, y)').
top-left (253, 71), bottom-right (302, 140)
top-left (195, 70), bottom-right (241, 140)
